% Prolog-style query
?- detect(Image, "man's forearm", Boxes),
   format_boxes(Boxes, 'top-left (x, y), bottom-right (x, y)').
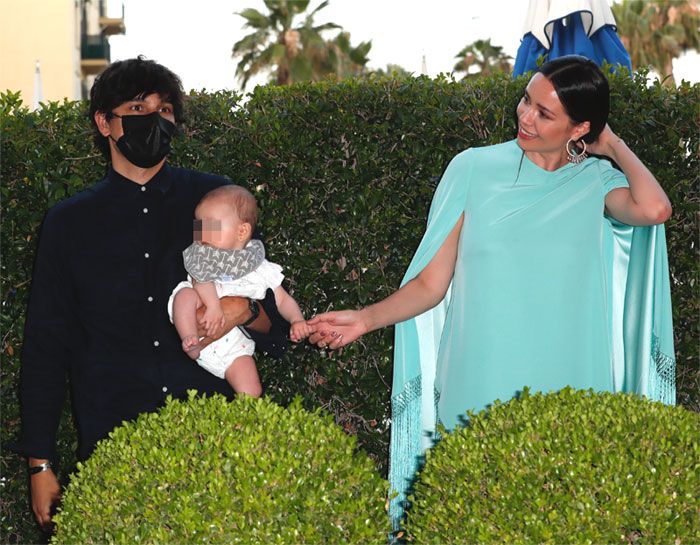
top-left (19, 343), bottom-right (68, 462)
top-left (196, 297), bottom-right (271, 350)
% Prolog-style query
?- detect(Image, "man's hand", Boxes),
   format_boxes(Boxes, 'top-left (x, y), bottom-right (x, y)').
top-left (29, 459), bottom-right (61, 532)
top-left (196, 297), bottom-right (271, 350)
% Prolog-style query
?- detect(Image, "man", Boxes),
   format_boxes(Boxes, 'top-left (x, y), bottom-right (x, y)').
top-left (15, 57), bottom-right (286, 529)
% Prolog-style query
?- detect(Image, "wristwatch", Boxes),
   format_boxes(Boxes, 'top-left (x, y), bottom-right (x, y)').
top-left (241, 298), bottom-right (259, 327)
top-left (29, 461), bottom-right (52, 475)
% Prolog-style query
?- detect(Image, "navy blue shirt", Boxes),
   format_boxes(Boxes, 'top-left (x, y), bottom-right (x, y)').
top-left (18, 164), bottom-right (239, 461)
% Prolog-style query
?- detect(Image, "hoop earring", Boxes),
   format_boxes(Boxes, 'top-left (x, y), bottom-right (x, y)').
top-left (566, 138), bottom-right (588, 164)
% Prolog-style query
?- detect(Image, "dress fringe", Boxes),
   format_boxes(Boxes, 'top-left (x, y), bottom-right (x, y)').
top-left (388, 375), bottom-right (422, 530)
top-left (650, 333), bottom-right (676, 405)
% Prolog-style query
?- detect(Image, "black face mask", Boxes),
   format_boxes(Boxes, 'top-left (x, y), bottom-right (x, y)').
top-left (110, 111), bottom-right (176, 168)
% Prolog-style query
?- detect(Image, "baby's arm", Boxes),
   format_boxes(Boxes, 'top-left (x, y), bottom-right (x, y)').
top-left (193, 281), bottom-right (226, 337)
top-left (273, 286), bottom-right (311, 342)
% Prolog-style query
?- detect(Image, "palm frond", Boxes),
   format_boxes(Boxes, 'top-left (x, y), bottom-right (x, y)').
top-left (237, 8), bottom-right (271, 30)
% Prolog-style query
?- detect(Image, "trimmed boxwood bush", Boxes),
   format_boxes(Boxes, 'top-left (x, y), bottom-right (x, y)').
top-left (404, 388), bottom-right (700, 544)
top-left (52, 392), bottom-right (390, 544)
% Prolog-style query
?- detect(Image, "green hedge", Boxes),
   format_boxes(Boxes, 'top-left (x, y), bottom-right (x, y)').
top-left (405, 388), bottom-right (700, 544)
top-left (1, 72), bottom-right (698, 543)
top-left (52, 393), bottom-right (390, 544)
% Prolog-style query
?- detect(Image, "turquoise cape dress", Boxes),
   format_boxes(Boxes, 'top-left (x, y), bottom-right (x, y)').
top-left (389, 140), bottom-right (675, 525)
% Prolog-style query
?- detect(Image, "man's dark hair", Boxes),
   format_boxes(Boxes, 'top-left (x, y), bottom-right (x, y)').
top-left (88, 56), bottom-right (186, 158)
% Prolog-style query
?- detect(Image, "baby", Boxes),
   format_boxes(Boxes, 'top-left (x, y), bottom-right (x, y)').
top-left (168, 185), bottom-right (310, 396)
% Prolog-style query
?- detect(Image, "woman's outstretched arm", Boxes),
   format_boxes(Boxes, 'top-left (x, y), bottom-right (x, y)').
top-left (591, 125), bottom-right (672, 226)
top-left (307, 215), bottom-right (464, 350)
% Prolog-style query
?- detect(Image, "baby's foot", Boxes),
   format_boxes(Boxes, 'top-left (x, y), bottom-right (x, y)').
top-left (182, 335), bottom-right (201, 360)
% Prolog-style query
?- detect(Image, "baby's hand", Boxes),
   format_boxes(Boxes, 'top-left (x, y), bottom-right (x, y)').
top-left (290, 320), bottom-right (312, 343)
top-left (201, 306), bottom-right (226, 337)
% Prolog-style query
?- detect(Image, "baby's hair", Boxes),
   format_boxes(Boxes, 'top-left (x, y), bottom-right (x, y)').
top-left (200, 185), bottom-right (258, 228)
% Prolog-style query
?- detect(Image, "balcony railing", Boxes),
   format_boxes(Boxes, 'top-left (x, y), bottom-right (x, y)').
top-left (80, 34), bottom-right (110, 75)
top-left (99, 1), bottom-right (126, 35)
top-left (81, 34), bottom-right (110, 61)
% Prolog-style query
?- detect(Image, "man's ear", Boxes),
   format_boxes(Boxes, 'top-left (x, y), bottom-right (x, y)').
top-left (94, 111), bottom-right (111, 137)
top-left (571, 120), bottom-right (590, 142)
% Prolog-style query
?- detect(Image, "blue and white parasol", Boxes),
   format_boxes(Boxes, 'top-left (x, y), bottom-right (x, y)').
top-left (513, 0), bottom-right (632, 75)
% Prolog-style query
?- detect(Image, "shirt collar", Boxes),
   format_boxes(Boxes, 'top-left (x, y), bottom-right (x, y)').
top-left (104, 163), bottom-right (173, 196)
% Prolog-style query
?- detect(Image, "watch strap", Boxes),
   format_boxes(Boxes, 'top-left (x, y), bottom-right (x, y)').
top-left (241, 298), bottom-right (259, 327)
top-left (29, 461), bottom-right (52, 475)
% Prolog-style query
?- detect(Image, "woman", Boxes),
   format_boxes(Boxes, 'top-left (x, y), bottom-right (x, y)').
top-left (307, 55), bottom-right (675, 524)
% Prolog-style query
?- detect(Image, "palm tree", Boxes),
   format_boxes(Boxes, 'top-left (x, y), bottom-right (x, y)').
top-left (232, 0), bottom-right (340, 88)
top-left (612, 0), bottom-right (700, 85)
top-left (308, 32), bottom-right (372, 79)
top-left (453, 39), bottom-right (512, 79)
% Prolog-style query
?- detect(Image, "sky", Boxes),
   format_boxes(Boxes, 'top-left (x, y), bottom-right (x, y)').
top-left (108, 0), bottom-right (700, 93)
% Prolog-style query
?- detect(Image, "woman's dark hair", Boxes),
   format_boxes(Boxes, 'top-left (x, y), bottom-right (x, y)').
top-left (537, 55), bottom-right (610, 144)
top-left (88, 56), bottom-right (186, 158)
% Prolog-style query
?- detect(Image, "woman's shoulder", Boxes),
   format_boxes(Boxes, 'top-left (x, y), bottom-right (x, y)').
top-left (579, 155), bottom-right (629, 190)
top-left (456, 139), bottom-right (519, 159)
top-left (450, 139), bottom-right (521, 170)
top-left (471, 139), bottom-right (520, 157)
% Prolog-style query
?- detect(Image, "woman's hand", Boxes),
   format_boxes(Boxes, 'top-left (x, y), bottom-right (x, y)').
top-left (586, 124), bottom-right (619, 157)
top-left (307, 310), bottom-right (369, 350)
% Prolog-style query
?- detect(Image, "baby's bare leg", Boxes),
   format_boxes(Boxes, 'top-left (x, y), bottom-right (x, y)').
top-left (224, 355), bottom-right (262, 398)
top-left (173, 287), bottom-right (204, 360)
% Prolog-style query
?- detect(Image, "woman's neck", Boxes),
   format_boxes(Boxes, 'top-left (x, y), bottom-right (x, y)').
top-left (524, 150), bottom-right (568, 172)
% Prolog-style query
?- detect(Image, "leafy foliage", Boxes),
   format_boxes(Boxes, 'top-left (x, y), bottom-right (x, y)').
top-left (52, 393), bottom-right (390, 544)
top-left (405, 388), bottom-right (700, 544)
top-left (232, 0), bottom-right (370, 87)
top-left (1, 72), bottom-right (697, 544)
top-left (453, 38), bottom-right (513, 79)
top-left (612, 0), bottom-right (700, 85)
top-left (1, 92), bottom-right (100, 545)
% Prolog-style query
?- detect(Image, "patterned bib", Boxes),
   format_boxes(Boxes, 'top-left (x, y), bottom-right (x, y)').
top-left (183, 239), bottom-right (265, 282)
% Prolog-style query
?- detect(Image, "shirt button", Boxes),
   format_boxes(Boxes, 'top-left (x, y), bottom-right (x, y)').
top-left (153, 340), bottom-right (160, 347)
top-left (162, 386), bottom-right (168, 393)
top-left (141, 186), bottom-right (147, 192)
top-left (147, 296), bottom-right (153, 302)
top-left (144, 252), bottom-right (150, 258)
top-left (143, 208), bottom-right (149, 214)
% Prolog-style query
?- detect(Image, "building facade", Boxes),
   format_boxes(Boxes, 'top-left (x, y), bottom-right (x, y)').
top-left (0, 0), bottom-right (125, 108)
